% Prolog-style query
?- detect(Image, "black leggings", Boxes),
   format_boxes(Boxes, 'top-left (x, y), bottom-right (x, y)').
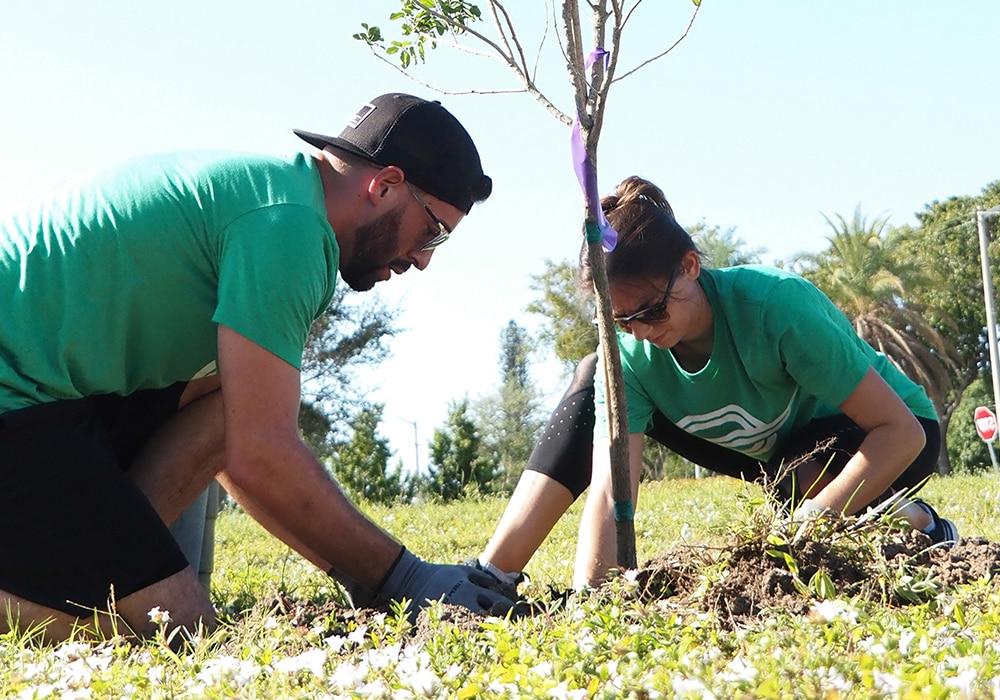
top-left (525, 353), bottom-right (941, 505)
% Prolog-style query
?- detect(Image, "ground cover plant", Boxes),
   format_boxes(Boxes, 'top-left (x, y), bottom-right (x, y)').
top-left (4, 474), bottom-right (1000, 698)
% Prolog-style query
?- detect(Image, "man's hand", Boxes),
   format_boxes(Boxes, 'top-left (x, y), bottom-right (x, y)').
top-left (790, 498), bottom-right (831, 544)
top-left (377, 549), bottom-right (515, 621)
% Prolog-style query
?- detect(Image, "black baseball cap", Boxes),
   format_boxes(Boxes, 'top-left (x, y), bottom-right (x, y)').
top-left (294, 93), bottom-right (491, 214)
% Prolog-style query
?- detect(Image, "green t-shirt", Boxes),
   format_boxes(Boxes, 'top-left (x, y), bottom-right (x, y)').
top-left (595, 265), bottom-right (937, 461)
top-left (0, 151), bottom-right (339, 413)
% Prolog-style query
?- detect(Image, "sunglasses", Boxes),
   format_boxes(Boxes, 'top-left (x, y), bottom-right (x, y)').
top-left (408, 185), bottom-right (453, 252)
top-left (612, 273), bottom-right (678, 331)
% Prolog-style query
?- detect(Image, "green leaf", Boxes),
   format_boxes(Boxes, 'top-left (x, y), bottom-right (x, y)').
top-left (692, 0), bottom-right (701, 5)
top-left (809, 569), bottom-right (837, 600)
top-left (401, 50), bottom-right (412, 68)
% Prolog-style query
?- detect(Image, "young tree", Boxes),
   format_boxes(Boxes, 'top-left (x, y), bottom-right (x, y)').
top-left (426, 399), bottom-right (500, 501)
top-left (299, 287), bottom-right (400, 459)
top-left (330, 403), bottom-right (407, 504)
top-left (475, 321), bottom-right (544, 492)
top-left (357, 0), bottom-right (703, 568)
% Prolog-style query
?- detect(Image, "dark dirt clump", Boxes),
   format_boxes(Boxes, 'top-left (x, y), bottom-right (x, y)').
top-left (632, 531), bottom-right (1000, 627)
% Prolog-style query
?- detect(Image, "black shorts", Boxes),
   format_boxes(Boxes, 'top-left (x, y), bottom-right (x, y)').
top-left (526, 353), bottom-right (940, 506)
top-left (0, 385), bottom-right (191, 616)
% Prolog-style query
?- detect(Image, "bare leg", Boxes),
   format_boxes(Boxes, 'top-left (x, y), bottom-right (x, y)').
top-left (1, 567), bottom-right (214, 643)
top-left (479, 471), bottom-right (575, 572)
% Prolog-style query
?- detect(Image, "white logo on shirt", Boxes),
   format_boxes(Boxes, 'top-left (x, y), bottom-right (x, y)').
top-left (190, 361), bottom-right (218, 380)
top-left (675, 389), bottom-right (798, 459)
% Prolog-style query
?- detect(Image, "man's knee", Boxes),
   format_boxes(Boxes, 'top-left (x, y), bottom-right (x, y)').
top-left (116, 566), bottom-right (216, 638)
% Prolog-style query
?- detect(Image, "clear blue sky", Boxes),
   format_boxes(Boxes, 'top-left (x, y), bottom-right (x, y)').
top-left (2, 1), bottom-right (998, 473)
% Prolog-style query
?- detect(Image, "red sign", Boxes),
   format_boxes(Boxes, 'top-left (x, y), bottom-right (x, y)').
top-left (974, 405), bottom-right (998, 442)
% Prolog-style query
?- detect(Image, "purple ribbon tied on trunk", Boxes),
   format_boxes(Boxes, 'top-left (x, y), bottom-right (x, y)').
top-left (571, 47), bottom-right (617, 251)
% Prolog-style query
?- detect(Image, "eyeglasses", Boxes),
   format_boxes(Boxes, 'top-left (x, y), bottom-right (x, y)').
top-left (408, 185), bottom-right (453, 252)
top-left (612, 274), bottom-right (677, 331)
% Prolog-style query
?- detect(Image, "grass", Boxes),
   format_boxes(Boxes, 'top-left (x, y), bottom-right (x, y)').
top-left (3, 474), bottom-right (1000, 698)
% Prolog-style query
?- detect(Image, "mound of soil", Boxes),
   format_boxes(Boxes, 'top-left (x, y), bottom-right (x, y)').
top-left (634, 531), bottom-right (1000, 626)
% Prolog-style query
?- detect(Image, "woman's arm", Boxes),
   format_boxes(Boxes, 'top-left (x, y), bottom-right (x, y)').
top-left (573, 433), bottom-right (647, 588)
top-left (809, 367), bottom-right (926, 515)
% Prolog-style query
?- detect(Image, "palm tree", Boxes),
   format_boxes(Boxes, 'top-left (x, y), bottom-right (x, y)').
top-left (795, 206), bottom-right (958, 414)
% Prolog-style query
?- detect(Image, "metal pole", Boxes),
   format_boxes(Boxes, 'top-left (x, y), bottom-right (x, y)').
top-left (977, 207), bottom-right (1000, 417)
top-left (988, 441), bottom-right (999, 471)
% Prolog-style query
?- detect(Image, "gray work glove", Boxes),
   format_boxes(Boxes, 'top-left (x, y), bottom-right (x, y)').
top-left (377, 548), bottom-right (515, 621)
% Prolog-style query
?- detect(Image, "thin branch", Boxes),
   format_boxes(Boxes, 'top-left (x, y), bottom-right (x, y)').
top-left (591, 0), bottom-right (624, 146)
top-left (493, 1), bottom-right (531, 79)
top-left (487, 2), bottom-right (519, 72)
top-left (552, 0), bottom-right (572, 74)
top-left (621, 0), bottom-right (643, 30)
top-left (532, 6), bottom-right (551, 82)
top-left (366, 48), bottom-right (528, 97)
top-left (443, 38), bottom-right (501, 61)
top-left (612, 3), bottom-right (700, 84)
top-left (414, 3), bottom-right (573, 125)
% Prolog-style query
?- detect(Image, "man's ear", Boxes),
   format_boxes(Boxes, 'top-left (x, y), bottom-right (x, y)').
top-left (366, 165), bottom-right (406, 201)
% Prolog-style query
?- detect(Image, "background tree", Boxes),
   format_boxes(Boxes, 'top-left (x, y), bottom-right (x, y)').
top-left (357, 0), bottom-right (703, 570)
top-left (894, 181), bottom-right (1000, 470)
top-left (527, 259), bottom-right (597, 370)
top-left (330, 403), bottom-right (408, 504)
top-left (426, 399), bottom-right (500, 501)
top-left (474, 320), bottom-right (544, 492)
top-left (691, 221), bottom-right (766, 268)
top-left (945, 377), bottom-right (995, 474)
top-left (299, 287), bottom-right (400, 460)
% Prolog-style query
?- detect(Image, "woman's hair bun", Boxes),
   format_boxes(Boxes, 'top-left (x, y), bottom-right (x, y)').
top-left (602, 176), bottom-right (674, 218)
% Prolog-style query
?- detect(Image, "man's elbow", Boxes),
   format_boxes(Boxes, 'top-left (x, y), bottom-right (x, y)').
top-left (224, 433), bottom-right (302, 494)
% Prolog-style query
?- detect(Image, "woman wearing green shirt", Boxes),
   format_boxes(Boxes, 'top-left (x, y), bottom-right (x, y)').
top-left (471, 176), bottom-right (955, 592)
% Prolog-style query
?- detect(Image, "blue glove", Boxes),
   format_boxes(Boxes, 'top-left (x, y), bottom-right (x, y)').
top-left (378, 548), bottom-right (514, 620)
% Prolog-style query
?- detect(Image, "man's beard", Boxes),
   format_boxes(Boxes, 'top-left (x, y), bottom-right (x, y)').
top-left (340, 206), bottom-right (404, 291)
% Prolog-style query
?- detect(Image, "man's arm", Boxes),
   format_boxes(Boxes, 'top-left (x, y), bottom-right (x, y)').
top-left (216, 325), bottom-right (514, 615)
top-left (218, 324), bottom-right (400, 592)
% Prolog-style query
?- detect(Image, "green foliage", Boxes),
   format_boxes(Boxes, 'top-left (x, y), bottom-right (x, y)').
top-left (353, 1), bottom-right (483, 69)
top-left (474, 321), bottom-right (543, 492)
top-left (527, 259), bottom-right (597, 370)
top-left (894, 180), bottom-right (1000, 415)
top-left (425, 399), bottom-right (500, 500)
top-left (689, 221), bottom-right (765, 268)
top-left (946, 376), bottom-right (996, 474)
top-left (329, 403), bottom-right (408, 504)
top-left (298, 287), bottom-right (399, 459)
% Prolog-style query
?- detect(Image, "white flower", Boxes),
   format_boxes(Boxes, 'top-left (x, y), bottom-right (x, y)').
top-left (577, 632), bottom-right (597, 654)
top-left (329, 662), bottom-right (367, 689)
top-left (622, 569), bottom-right (640, 590)
top-left (358, 679), bottom-right (390, 697)
top-left (814, 667), bottom-right (852, 693)
top-left (874, 671), bottom-right (903, 694)
top-left (530, 661), bottom-right (554, 677)
top-left (324, 634), bottom-right (348, 653)
top-left (680, 523), bottom-right (693, 541)
top-left (945, 668), bottom-right (978, 699)
top-left (672, 676), bottom-right (714, 698)
top-left (263, 616), bottom-right (279, 630)
top-left (147, 607), bottom-right (171, 625)
top-left (898, 629), bottom-right (915, 656)
top-left (59, 690), bottom-right (91, 700)
top-left (146, 666), bottom-right (164, 684)
top-left (273, 648), bottom-right (327, 678)
top-left (366, 643), bottom-right (401, 670)
top-left (196, 655), bottom-right (260, 688)
top-left (443, 664), bottom-right (462, 682)
top-left (54, 642), bottom-right (90, 663)
top-left (347, 625), bottom-right (368, 646)
top-left (404, 667), bottom-right (441, 696)
top-left (721, 657), bottom-right (758, 684)
top-left (808, 600), bottom-right (858, 624)
top-left (17, 685), bottom-right (56, 699)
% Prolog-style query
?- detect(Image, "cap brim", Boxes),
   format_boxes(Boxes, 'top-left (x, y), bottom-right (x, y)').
top-left (292, 129), bottom-right (383, 165)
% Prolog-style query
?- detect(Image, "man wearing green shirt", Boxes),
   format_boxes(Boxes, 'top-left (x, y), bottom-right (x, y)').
top-left (0, 93), bottom-right (511, 641)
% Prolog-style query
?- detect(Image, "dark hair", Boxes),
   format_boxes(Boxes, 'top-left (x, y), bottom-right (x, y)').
top-left (579, 176), bottom-right (699, 289)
